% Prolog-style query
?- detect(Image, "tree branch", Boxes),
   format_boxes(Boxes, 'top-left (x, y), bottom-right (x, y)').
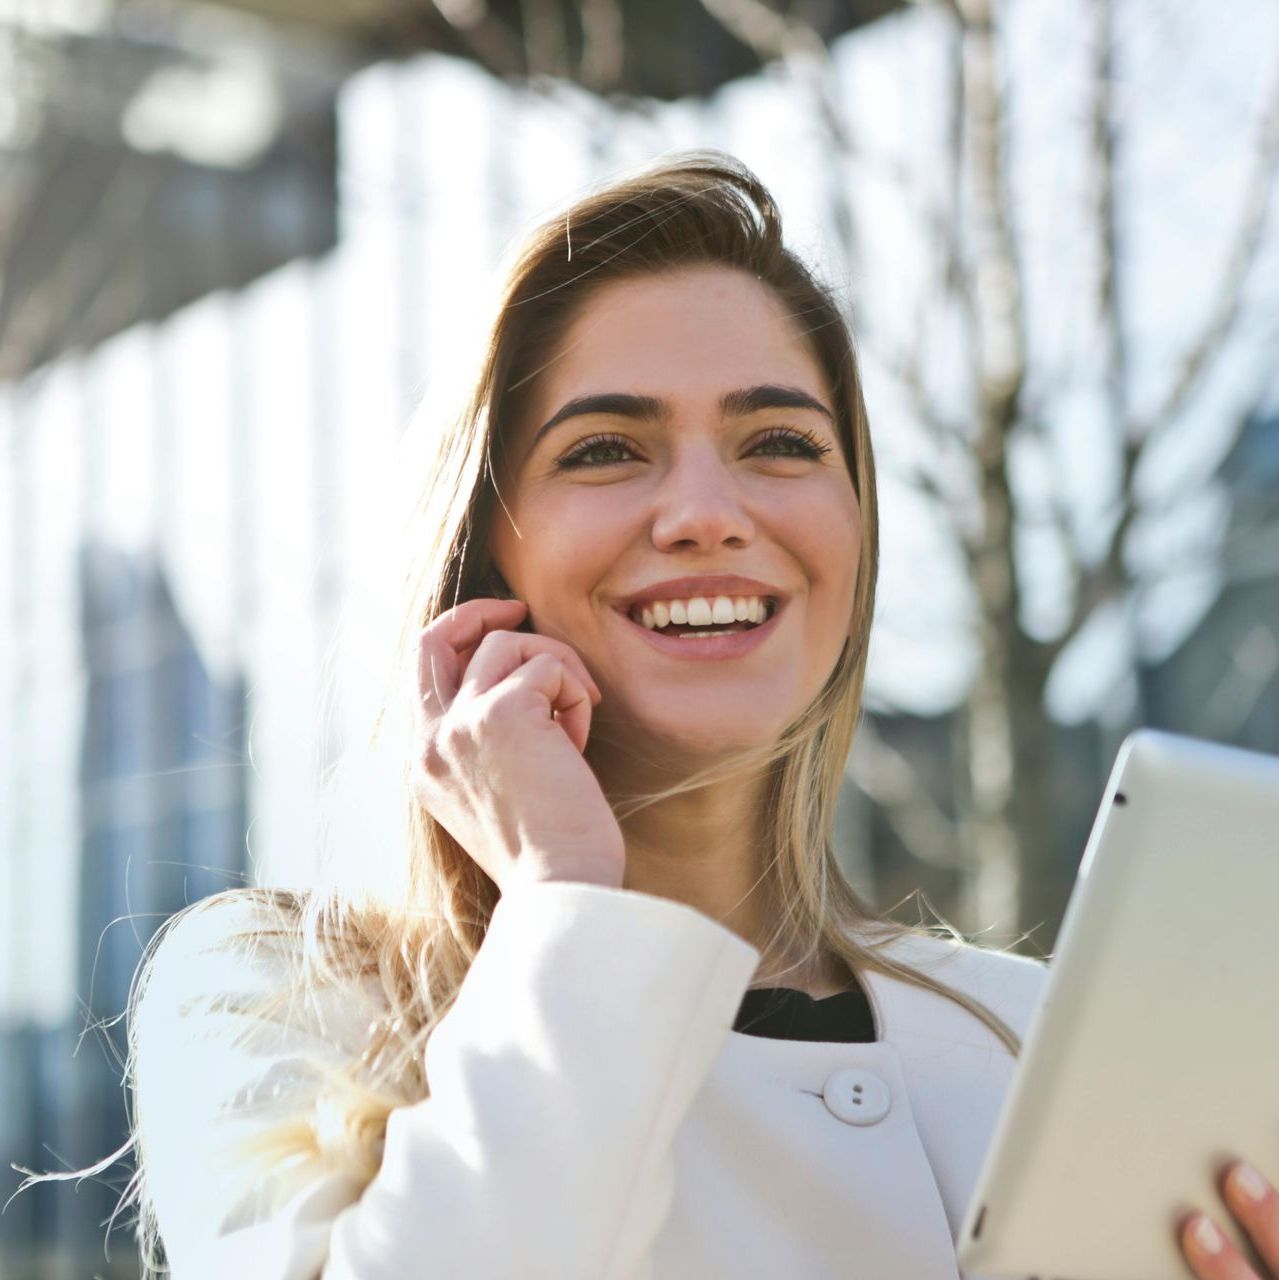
top-left (1053, 46), bottom-right (1279, 659)
top-left (856, 314), bottom-right (990, 563)
top-left (1141, 53), bottom-right (1279, 435)
top-left (846, 720), bottom-right (962, 870)
top-left (520, 0), bottom-right (571, 78)
top-left (954, 0), bottom-right (1027, 411)
top-left (398, 0), bottom-right (528, 79)
top-left (578, 0), bottom-right (625, 92)
top-left (1042, 0), bottom-right (1125, 659)
top-left (1092, 0), bottom-right (1126, 425)
top-left (697, 0), bottom-right (968, 278)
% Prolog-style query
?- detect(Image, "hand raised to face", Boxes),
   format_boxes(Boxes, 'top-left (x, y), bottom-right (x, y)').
top-left (412, 597), bottom-right (625, 895)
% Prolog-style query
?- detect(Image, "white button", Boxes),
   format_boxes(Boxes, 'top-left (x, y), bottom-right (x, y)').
top-left (822, 1066), bottom-right (891, 1126)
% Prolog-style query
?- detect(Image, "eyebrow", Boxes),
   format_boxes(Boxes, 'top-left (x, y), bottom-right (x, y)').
top-left (529, 384), bottom-right (835, 453)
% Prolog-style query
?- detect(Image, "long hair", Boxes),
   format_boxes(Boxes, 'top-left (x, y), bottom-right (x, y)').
top-left (18, 151), bottom-right (1029, 1277)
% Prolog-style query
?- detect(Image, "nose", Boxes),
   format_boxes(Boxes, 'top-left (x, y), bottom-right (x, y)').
top-left (649, 443), bottom-right (755, 552)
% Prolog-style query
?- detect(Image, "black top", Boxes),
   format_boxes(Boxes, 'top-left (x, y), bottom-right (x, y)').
top-left (733, 974), bottom-right (877, 1043)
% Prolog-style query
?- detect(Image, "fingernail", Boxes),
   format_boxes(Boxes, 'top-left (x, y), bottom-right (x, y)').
top-left (1193, 1216), bottom-right (1224, 1255)
top-left (1233, 1162), bottom-right (1269, 1204)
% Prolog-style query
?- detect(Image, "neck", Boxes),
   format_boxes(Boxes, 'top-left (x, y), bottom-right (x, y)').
top-left (586, 740), bottom-right (836, 992)
top-left (619, 779), bottom-right (772, 947)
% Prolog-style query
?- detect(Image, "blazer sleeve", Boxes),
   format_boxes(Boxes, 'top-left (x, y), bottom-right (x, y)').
top-left (132, 880), bottom-right (762, 1280)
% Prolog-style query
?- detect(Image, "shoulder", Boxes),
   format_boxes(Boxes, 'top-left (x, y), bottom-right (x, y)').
top-left (134, 889), bottom-right (386, 1102)
top-left (869, 927), bottom-right (1051, 1042)
top-left (133, 892), bottom-right (392, 1258)
top-left (141, 887), bottom-right (290, 968)
top-left (136, 889), bottom-right (302, 1038)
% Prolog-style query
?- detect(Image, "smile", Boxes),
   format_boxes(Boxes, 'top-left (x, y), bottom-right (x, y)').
top-left (614, 598), bottom-right (784, 660)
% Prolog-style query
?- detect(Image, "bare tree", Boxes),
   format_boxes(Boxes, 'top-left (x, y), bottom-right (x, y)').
top-left (699, 0), bottom-right (1279, 947)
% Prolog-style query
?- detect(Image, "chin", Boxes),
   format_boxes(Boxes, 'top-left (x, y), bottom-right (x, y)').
top-left (622, 706), bottom-right (785, 761)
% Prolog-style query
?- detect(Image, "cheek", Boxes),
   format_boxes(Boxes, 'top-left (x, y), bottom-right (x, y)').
top-left (504, 491), bottom-right (629, 596)
top-left (771, 484), bottom-right (861, 598)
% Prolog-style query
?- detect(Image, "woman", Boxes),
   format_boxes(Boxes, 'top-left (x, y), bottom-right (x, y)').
top-left (114, 152), bottom-right (1276, 1277)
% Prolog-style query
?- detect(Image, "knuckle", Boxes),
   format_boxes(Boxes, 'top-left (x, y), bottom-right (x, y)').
top-left (469, 697), bottom-right (501, 730)
top-left (543, 639), bottom-right (593, 684)
top-left (475, 628), bottom-right (515, 656)
top-left (523, 653), bottom-right (576, 693)
top-left (479, 683), bottom-right (539, 725)
top-left (477, 684), bottom-right (525, 722)
top-left (417, 735), bottom-right (450, 780)
top-left (440, 715), bottom-right (477, 752)
top-left (469, 686), bottom-right (521, 731)
top-left (415, 718), bottom-right (476, 777)
top-left (535, 635), bottom-right (576, 664)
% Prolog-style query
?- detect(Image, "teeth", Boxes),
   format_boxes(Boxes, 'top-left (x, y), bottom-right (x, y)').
top-left (628, 594), bottom-right (775, 631)
top-left (687, 598), bottom-right (712, 626)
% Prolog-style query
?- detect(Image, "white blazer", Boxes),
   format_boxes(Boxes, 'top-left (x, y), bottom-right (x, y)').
top-left (134, 879), bottom-right (1050, 1279)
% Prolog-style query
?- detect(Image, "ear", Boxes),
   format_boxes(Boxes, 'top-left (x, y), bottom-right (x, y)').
top-left (481, 564), bottom-right (516, 601)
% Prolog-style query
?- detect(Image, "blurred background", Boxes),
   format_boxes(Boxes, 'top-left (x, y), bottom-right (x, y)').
top-left (2, 0), bottom-right (1277, 1274)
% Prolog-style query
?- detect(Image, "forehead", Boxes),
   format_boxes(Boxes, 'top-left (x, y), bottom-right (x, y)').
top-left (523, 266), bottom-right (831, 423)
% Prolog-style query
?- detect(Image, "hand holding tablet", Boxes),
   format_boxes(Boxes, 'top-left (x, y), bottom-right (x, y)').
top-left (1177, 1160), bottom-right (1279, 1278)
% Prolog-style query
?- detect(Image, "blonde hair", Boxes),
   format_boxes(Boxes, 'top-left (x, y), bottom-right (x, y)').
top-left (17, 151), bottom-right (1033, 1276)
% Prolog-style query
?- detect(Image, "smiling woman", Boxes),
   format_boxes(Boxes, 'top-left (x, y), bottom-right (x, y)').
top-left (91, 152), bottom-right (1057, 1279)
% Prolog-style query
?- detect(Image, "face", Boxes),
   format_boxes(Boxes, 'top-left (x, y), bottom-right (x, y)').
top-left (488, 265), bottom-right (862, 765)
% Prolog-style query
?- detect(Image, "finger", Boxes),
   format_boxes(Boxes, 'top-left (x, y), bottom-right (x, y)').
top-left (458, 629), bottom-right (601, 708)
top-left (1222, 1162), bottom-right (1279, 1277)
top-left (417, 599), bottom-right (529, 722)
top-left (1178, 1212), bottom-right (1261, 1279)
top-left (503, 652), bottom-right (595, 754)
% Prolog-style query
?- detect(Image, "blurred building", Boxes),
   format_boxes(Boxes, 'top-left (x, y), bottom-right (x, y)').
top-left (0, 0), bottom-right (900, 384)
top-left (2, 8), bottom-right (349, 1265)
top-left (0, 6), bottom-right (343, 384)
top-left (3, 545), bottom-right (248, 1277)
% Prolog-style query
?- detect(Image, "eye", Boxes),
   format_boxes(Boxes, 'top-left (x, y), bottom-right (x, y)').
top-left (553, 425), bottom-right (836, 471)
top-left (752, 426), bottom-right (835, 460)
top-left (555, 432), bottom-right (637, 469)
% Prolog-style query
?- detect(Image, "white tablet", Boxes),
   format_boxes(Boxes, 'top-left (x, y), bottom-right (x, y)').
top-left (955, 728), bottom-right (1279, 1280)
